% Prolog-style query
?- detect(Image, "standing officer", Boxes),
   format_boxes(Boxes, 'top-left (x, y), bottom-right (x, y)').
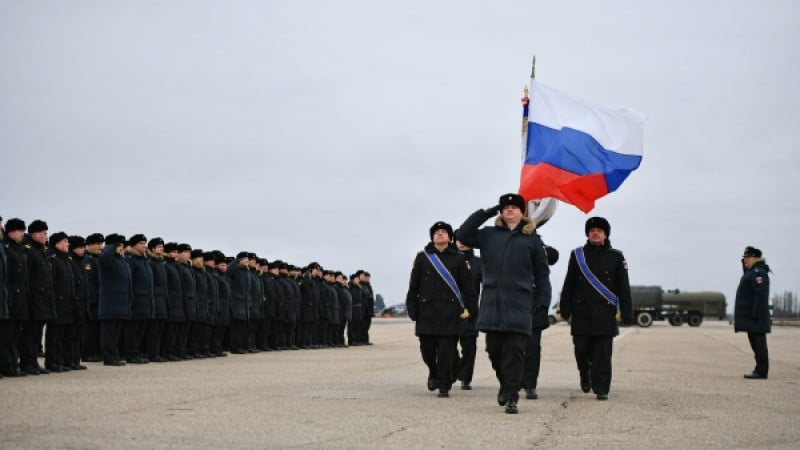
top-left (162, 242), bottom-right (185, 361)
top-left (1, 218), bottom-right (29, 377)
top-left (146, 237), bottom-right (168, 362)
top-left (81, 233), bottom-right (104, 362)
top-left (559, 217), bottom-right (632, 400)
top-left (227, 252), bottom-right (251, 354)
top-left (406, 221), bottom-right (477, 398)
top-left (46, 231), bottom-right (73, 372)
top-left (124, 234), bottom-right (154, 364)
top-left (211, 252), bottom-right (231, 357)
top-left (22, 219), bottom-right (55, 375)
top-left (735, 246), bottom-right (771, 379)
top-left (98, 234), bottom-right (132, 366)
top-left (67, 235), bottom-right (89, 370)
top-left (458, 194), bottom-right (552, 414)
top-left (175, 244), bottom-right (196, 359)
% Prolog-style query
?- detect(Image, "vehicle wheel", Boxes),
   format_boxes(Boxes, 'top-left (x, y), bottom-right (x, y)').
top-left (636, 312), bottom-right (653, 328)
top-left (548, 315), bottom-right (557, 326)
top-left (668, 315), bottom-right (684, 326)
top-left (688, 314), bottom-right (703, 327)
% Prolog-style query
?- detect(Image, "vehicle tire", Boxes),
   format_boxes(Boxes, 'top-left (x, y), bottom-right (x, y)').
top-left (668, 315), bottom-right (684, 326)
top-left (636, 312), bottom-right (653, 328)
top-left (688, 314), bottom-right (703, 327)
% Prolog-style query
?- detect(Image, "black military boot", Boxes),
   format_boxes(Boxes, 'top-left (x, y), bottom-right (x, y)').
top-left (505, 400), bottom-right (518, 414)
top-left (525, 388), bottom-right (538, 400)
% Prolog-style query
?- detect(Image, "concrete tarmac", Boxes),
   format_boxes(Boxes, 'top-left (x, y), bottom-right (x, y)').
top-left (1, 320), bottom-right (799, 449)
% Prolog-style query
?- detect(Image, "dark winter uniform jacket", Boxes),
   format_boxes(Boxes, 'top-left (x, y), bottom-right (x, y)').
top-left (248, 270), bottom-right (263, 320)
top-left (336, 284), bottom-right (353, 322)
top-left (213, 269), bottom-right (231, 326)
top-left (148, 254), bottom-right (169, 320)
top-left (0, 242), bottom-right (8, 319)
top-left (83, 251), bottom-right (100, 320)
top-left (26, 237), bottom-right (56, 321)
top-left (176, 261), bottom-right (196, 321)
top-left (349, 283), bottom-right (363, 323)
top-left (299, 274), bottom-right (321, 323)
top-left (284, 277), bottom-right (301, 322)
top-left (458, 210), bottom-right (551, 336)
top-left (4, 239), bottom-right (30, 320)
top-left (406, 242), bottom-right (478, 337)
top-left (68, 250), bottom-right (89, 324)
top-left (97, 244), bottom-right (132, 320)
top-left (49, 250), bottom-right (75, 324)
top-left (227, 260), bottom-right (251, 321)
top-left (559, 241), bottom-right (632, 337)
top-left (459, 249), bottom-right (482, 337)
top-left (734, 259), bottom-right (771, 334)
top-left (205, 269), bottom-right (218, 326)
top-left (324, 281), bottom-right (340, 325)
top-left (126, 251), bottom-right (154, 320)
top-left (262, 273), bottom-right (279, 319)
top-left (191, 263), bottom-right (208, 323)
top-left (163, 257), bottom-right (185, 322)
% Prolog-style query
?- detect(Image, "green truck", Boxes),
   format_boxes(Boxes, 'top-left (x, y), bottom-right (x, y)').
top-left (632, 286), bottom-right (727, 327)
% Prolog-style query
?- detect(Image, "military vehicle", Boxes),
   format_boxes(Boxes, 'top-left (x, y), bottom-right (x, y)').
top-left (632, 286), bottom-right (727, 327)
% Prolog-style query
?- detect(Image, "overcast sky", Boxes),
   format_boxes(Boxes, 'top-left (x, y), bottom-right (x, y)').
top-left (2, 0), bottom-right (798, 313)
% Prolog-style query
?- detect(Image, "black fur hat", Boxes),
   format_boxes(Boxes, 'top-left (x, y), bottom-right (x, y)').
top-left (585, 217), bottom-right (610, 237)
top-left (49, 231), bottom-right (68, 247)
top-left (429, 221), bottom-right (454, 241)
top-left (742, 246), bottom-right (762, 258)
top-left (127, 234), bottom-right (147, 246)
top-left (147, 237), bottom-right (164, 250)
top-left (28, 219), bottom-right (48, 233)
top-left (105, 233), bottom-right (126, 246)
top-left (86, 233), bottom-right (105, 245)
top-left (5, 218), bottom-right (26, 232)
top-left (68, 235), bottom-right (86, 249)
top-left (498, 193), bottom-right (526, 213)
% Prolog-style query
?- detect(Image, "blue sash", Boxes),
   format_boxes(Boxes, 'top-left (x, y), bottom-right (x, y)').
top-left (575, 247), bottom-right (618, 306)
top-left (423, 251), bottom-right (464, 308)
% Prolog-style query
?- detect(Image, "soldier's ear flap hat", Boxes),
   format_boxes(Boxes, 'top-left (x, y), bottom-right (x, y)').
top-left (28, 219), bottom-right (48, 233)
top-left (86, 233), bottom-right (105, 245)
top-left (742, 246), bottom-right (762, 258)
top-left (127, 234), bottom-right (147, 247)
top-left (176, 243), bottom-right (192, 252)
top-left (68, 235), bottom-right (86, 249)
top-left (429, 221), bottom-right (454, 241)
top-left (105, 233), bottom-right (126, 246)
top-left (164, 242), bottom-right (178, 253)
top-left (190, 249), bottom-right (204, 259)
top-left (585, 217), bottom-right (611, 237)
top-left (498, 193), bottom-right (526, 213)
top-left (147, 237), bottom-right (164, 250)
top-left (49, 231), bottom-right (68, 247)
top-left (5, 218), bottom-right (26, 232)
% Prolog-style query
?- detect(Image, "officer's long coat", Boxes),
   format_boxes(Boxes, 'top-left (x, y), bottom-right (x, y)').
top-left (734, 259), bottom-right (771, 334)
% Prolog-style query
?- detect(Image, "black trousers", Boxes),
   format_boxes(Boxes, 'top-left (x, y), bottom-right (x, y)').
top-left (455, 334), bottom-right (478, 385)
top-left (81, 319), bottom-right (101, 358)
top-left (485, 331), bottom-right (528, 403)
top-left (230, 319), bottom-right (249, 352)
top-left (63, 323), bottom-right (81, 367)
top-left (123, 319), bottom-right (146, 359)
top-left (348, 319), bottom-right (361, 344)
top-left (211, 325), bottom-right (228, 353)
top-left (419, 335), bottom-right (458, 393)
top-left (522, 329), bottom-right (543, 389)
top-left (0, 319), bottom-right (17, 374)
top-left (259, 318), bottom-right (272, 350)
top-left (363, 315), bottom-right (372, 343)
top-left (101, 320), bottom-right (124, 363)
top-left (45, 322), bottom-right (65, 369)
top-left (249, 318), bottom-right (262, 350)
top-left (145, 319), bottom-right (164, 359)
top-left (287, 321), bottom-right (297, 347)
top-left (19, 320), bottom-right (45, 369)
top-left (200, 323), bottom-right (213, 353)
top-left (188, 321), bottom-right (204, 355)
top-left (162, 321), bottom-right (182, 357)
top-left (298, 322), bottom-right (314, 348)
top-left (573, 335), bottom-right (614, 395)
top-left (747, 332), bottom-right (769, 376)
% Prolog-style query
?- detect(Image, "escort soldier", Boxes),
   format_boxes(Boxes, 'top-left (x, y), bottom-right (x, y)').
top-left (146, 237), bottom-right (168, 363)
top-left (175, 244), bottom-right (196, 359)
top-left (66, 235), bottom-right (89, 370)
top-left (458, 194), bottom-right (552, 414)
top-left (202, 251), bottom-right (219, 357)
top-left (334, 272), bottom-right (353, 347)
top-left (227, 252), bottom-right (251, 354)
top-left (1, 218), bottom-right (29, 377)
top-left (357, 270), bottom-right (375, 345)
top-left (299, 263), bottom-right (322, 349)
top-left (285, 264), bottom-right (302, 350)
top-left (261, 259), bottom-right (279, 351)
top-left (188, 249), bottom-right (208, 358)
top-left (246, 253), bottom-right (262, 352)
top-left (98, 234), bottom-right (132, 366)
top-left (348, 274), bottom-right (364, 346)
top-left (22, 219), bottom-right (55, 375)
top-left (81, 232), bottom-right (104, 363)
top-left (211, 252), bottom-right (231, 357)
top-left (124, 234), bottom-right (154, 364)
top-left (323, 270), bottom-right (341, 347)
top-left (453, 233), bottom-right (482, 390)
top-left (406, 221), bottom-right (477, 398)
top-left (735, 246), bottom-right (771, 379)
top-left (559, 217), bottom-right (632, 400)
top-left (46, 231), bottom-right (74, 372)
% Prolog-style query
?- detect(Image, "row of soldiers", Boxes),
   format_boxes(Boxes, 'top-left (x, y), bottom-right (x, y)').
top-left (0, 217), bottom-right (376, 377)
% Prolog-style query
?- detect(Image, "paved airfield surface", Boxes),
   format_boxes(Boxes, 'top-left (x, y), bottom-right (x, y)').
top-left (2, 319), bottom-right (799, 449)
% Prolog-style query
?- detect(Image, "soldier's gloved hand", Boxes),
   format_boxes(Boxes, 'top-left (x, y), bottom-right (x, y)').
top-left (485, 205), bottom-right (502, 216)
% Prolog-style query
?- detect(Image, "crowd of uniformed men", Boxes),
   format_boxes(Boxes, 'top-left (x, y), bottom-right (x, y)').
top-left (0, 217), bottom-right (376, 378)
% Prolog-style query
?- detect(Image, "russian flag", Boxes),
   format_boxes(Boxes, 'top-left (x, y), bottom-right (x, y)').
top-left (520, 80), bottom-right (645, 213)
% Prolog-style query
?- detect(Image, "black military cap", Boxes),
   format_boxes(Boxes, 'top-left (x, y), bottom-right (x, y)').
top-left (236, 251), bottom-right (249, 259)
top-left (127, 234), bottom-right (147, 246)
top-left (307, 261), bottom-right (322, 271)
top-left (225, 256), bottom-right (235, 264)
top-left (257, 258), bottom-right (268, 266)
top-left (28, 219), bottom-right (48, 233)
top-left (147, 237), bottom-right (164, 250)
top-left (49, 231), bottom-right (68, 247)
top-left (203, 251), bottom-right (216, 262)
top-left (86, 233), bottom-right (105, 245)
top-left (498, 193), bottom-right (526, 213)
top-left (585, 217), bottom-right (611, 237)
top-left (176, 243), bottom-right (192, 252)
top-left (105, 233), bottom-right (126, 246)
top-left (364, 271), bottom-right (371, 277)
top-left (164, 242), bottom-right (178, 253)
top-left (5, 218), bottom-right (26, 232)
top-left (248, 252), bottom-right (257, 260)
top-left (214, 252), bottom-right (227, 264)
top-left (429, 221), bottom-right (454, 241)
top-left (742, 246), bottom-right (762, 258)
top-left (190, 249), bottom-right (204, 259)
top-left (68, 235), bottom-right (86, 249)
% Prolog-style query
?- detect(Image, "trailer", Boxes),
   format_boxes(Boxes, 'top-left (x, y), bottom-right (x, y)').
top-left (632, 286), bottom-right (727, 327)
